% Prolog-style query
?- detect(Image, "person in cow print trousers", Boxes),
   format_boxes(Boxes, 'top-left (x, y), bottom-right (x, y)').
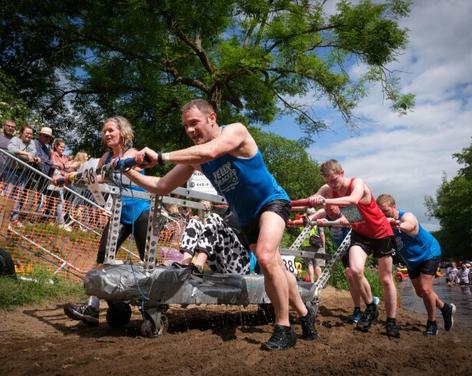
top-left (174, 203), bottom-right (255, 276)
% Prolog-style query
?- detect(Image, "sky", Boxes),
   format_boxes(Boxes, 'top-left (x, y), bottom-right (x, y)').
top-left (266, 0), bottom-right (472, 230)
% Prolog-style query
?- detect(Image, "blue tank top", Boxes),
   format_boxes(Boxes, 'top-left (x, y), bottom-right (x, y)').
top-left (394, 210), bottom-right (441, 267)
top-left (105, 152), bottom-right (150, 225)
top-left (201, 148), bottom-right (289, 227)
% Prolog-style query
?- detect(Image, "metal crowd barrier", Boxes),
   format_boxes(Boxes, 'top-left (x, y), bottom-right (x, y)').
top-left (0, 149), bottom-right (157, 279)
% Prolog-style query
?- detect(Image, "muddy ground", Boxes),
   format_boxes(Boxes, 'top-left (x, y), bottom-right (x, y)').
top-left (1, 286), bottom-right (470, 376)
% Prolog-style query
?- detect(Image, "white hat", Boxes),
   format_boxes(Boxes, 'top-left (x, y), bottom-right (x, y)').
top-left (39, 127), bottom-right (53, 137)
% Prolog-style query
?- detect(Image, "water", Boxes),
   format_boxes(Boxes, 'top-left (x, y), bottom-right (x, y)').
top-left (398, 276), bottom-right (472, 328)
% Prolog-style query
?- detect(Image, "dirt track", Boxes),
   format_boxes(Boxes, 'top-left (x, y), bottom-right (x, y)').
top-left (1, 286), bottom-right (471, 376)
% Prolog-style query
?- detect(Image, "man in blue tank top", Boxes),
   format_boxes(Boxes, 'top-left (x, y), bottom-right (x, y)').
top-left (377, 193), bottom-right (456, 336)
top-left (126, 99), bottom-right (315, 350)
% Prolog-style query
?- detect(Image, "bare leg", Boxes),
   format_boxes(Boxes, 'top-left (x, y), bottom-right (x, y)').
top-left (411, 274), bottom-right (444, 321)
top-left (255, 211), bottom-right (291, 327)
top-left (314, 265), bottom-right (322, 281)
top-left (348, 246), bottom-right (372, 305)
top-left (378, 256), bottom-right (396, 318)
top-left (278, 254), bottom-right (308, 317)
top-left (307, 262), bottom-right (315, 283)
top-left (345, 267), bottom-right (361, 307)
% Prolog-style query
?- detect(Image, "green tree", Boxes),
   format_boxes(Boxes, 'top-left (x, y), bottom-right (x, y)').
top-left (425, 141), bottom-right (472, 260)
top-left (0, 69), bottom-right (36, 126)
top-left (250, 127), bottom-right (322, 199)
top-left (1, 0), bottom-right (413, 151)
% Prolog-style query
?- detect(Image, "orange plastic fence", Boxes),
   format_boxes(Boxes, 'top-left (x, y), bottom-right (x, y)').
top-left (0, 155), bottom-right (184, 281)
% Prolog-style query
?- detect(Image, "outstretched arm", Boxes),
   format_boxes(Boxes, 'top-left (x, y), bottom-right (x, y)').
top-left (136, 123), bottom-right (254, 167)
top-left (126, 164), bottom-right (195, 196)
top-left (324, 178), bottom-right (365, 207)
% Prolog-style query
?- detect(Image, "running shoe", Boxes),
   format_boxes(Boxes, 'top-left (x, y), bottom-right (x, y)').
top-left (356, 304), bottom-right (378, 332)
top-left (386, 320), bottom-right (400, 338)
top-left (351, 307), bottom-right (362, 324)
top-left (262, 325), bottom-right (297, 350)
top-left (300, 305), bottom-right (317, 341)
top-left (441, 302), bottom-right (456, 331)
top-left (423, 320), bottom-right (438, 336)
top-left (64, 303), bottom-right (99, 326)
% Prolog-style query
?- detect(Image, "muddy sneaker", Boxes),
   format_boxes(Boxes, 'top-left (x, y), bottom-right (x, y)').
top-left (351, 307), bottom-right (362, 324)
top-left (441, 302), bottom-right (456, 331)
top-left (386, 320), bottom-right (400, 338)
top-left (300, 305), bottom-right (317, 341)
top-left (64, 303), bottom-right (99, 326)
top-left (423, 320), bottom-right (438, 336)
top-left (262, 325), bottom-right (297, 350)
top-left (356, 304), bottom-right (378, 332)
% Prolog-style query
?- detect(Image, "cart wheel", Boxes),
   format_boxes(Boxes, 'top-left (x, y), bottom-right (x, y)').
top-left (258, 303), bottom-right (275, 323)
top-left (106, 302), bottom-right (132, 329)
top-left (140, 315), bottom-right (168, 338)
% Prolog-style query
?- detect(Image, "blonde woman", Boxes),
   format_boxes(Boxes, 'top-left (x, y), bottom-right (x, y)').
top-left (64, 116), bottom-right (151, 326)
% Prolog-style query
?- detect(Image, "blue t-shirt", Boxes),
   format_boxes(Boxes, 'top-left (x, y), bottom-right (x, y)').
top-left (394, 210), bottom-right (441, 267)
top-left (201, 144), bottom-right (289, 227)
top-left (106, 152), bottom-right (150, 225)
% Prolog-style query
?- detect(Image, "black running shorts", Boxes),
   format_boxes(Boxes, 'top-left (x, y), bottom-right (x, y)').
top-left (407, 257), bottom-right (440, 279)
top-left (350, 231), bottom-right (396, 259)
top-left (242, 199), bottom-right (291, 245)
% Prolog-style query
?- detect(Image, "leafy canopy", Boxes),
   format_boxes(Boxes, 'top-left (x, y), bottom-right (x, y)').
top-left (425, 141), bottom-right (472, 260)
top-left (0, 0), bottom-right (413, 151)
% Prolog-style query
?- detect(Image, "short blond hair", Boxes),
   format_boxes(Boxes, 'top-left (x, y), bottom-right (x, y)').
top-left (102, 116), bottom-right (134, 149)
top-left (180, 99), bottom-right (215, 116)
top-left (376, 193), bottom-right (396, 207)
top-left (320, 159), bottom-right (343, 176)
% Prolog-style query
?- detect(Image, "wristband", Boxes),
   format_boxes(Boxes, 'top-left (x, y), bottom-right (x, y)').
top-left (157, 152), bottom-right (170, 165)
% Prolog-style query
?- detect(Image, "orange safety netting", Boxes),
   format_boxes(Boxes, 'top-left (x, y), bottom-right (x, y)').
top-left (0, 152), bottom-right (184, 281)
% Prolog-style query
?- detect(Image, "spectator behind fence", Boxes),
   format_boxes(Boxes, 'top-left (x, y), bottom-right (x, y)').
top-left (0, 120), bottom-right (17, 178)
top-left (48, 138), bottom-right (75, 231)
top-left (0, 119), bottom-right (16, 150)
top-left (7, 125), bottom-right (39, 166)
top-left (64, 151), bottom-right (91, 231)
top-left (69, 151), bottom-right (89, 171)
top-left (34, 127), bottom-right (54, 177)
top-left (7, 125), bottom-right (40, 224)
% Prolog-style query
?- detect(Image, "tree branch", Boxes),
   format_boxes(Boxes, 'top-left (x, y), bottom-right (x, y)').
top-left (164, 14), bottom-right (215, 75)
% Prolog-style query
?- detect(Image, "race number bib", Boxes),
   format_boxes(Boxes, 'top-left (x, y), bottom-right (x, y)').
top-left (340, 205), bottom-right (363, 223)
top-left (77, 158), bottom-right (106, 206)
top-left (282, 255), bottom-right (297, 275)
